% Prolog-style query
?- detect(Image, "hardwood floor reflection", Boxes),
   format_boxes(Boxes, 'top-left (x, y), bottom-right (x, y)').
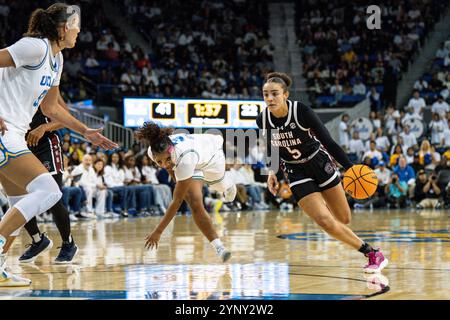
top-left (1, 209), bottom-right (448, 300)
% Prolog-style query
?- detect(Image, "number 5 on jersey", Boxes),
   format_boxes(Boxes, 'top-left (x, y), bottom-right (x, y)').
top-left (286, 147), bottom-right (301, 159)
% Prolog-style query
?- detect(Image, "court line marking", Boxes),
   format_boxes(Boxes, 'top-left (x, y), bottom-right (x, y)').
top-left (288, 272), bottom-right (390, 299)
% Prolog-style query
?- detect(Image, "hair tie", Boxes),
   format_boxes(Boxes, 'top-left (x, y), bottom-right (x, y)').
top-left (167, 145), bottom-right (175, 153)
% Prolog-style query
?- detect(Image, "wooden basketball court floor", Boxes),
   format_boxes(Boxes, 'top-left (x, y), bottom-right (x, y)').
top-left (0, 209), bottom-right (448, 300)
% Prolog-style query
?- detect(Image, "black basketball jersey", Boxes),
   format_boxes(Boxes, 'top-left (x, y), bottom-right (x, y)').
top-left (26, 106), bottom-right (60, 151)
top-left (256, 100), bottom-right (353, 169)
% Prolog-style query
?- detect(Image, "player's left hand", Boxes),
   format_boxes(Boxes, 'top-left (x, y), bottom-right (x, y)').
top-left (144, 230), bottom-right (162, 250)
top-left (26, 125), bottom-right (46, 147)
top-left (83, 127), bottom-right (119, 150)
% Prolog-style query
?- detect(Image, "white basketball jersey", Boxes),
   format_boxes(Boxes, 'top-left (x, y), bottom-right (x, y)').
top-left (169, 133), bottom-right (224, 165)
top-left (0, 37), bottom-right (63, 135)
top-left (148, 133), bottom-right (224, 180)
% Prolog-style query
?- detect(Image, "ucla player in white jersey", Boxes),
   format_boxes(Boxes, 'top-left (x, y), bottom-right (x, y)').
top-left (135, 122), bottom-right (236, 262)
top-left (0, 3), bottom-right (118, 286)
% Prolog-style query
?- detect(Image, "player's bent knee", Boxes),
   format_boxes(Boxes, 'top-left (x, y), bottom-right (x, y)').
top-left (339, 212), bottom-right (351, 224)
top-left (14, 173), bottom-right (62, 221)
top-left (314, 215), bottom-right (336, 231)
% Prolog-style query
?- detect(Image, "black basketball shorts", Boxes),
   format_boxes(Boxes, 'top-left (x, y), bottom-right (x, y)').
top-left (30, 134), bottom-right (64, 175)
top-left (284, 149), bottom-right (341, 202)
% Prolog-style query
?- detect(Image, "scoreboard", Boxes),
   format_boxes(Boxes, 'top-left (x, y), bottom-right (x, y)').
top-left (123, 98), bottom-right (265, 128)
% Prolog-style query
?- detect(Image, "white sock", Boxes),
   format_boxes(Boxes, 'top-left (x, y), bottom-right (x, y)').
top-left (210, 238), bottom-right (224, 251)
top-left (32, 233), bottom-right (41, 243)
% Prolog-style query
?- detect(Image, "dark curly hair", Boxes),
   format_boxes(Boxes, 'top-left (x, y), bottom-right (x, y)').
top-left (135, 122), bottom-right (174, 154)
top-left (23, 3), bottom-right (71, 44)
top-left (264, 72), bottom-right (293, 92)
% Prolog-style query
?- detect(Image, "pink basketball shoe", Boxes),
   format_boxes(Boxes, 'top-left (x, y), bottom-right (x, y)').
top-left (364, 250), bottom-right (389, 273)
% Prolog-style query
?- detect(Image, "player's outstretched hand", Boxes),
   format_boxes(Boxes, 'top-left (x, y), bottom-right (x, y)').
top-left (267, 174), bottom-right (279, 196)
top-left (145, 230), bottom-right (162, 250)
top-left (84, 128), bottom-right (119, 150)
top-left (0, 117), bottom-right (8, 136)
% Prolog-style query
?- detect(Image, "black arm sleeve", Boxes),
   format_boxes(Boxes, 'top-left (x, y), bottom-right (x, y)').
top-left (300, 105), bottom-right (354, 170)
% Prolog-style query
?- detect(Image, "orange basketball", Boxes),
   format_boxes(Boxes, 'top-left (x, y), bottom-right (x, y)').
top-left (343, 164), bottom-right (378, 199)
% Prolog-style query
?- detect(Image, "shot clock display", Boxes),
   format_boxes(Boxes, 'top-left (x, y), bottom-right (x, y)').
top-left (124, 98), bottom-right (264, 129)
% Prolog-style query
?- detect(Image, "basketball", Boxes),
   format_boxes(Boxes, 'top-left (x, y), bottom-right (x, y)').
top-left (343, 164), bottom-right (378, 199)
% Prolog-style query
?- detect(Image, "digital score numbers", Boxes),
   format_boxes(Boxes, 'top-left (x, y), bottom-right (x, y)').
top-left (238, 103), bottom-right (261, 120)
top-left (187, 102), bottom-right (228, 125)
top-left (151, 102), bottom-right (176, 119)
top-left (123, 98), bottom-right (265, 128)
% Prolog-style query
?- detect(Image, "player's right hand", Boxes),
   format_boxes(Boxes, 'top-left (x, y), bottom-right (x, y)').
top-left (267, 174), bottom-right (279, 196)
top-left (0, 117), bottom-right (8, 136)
top-left (83, 127), bottom-right (119, 150)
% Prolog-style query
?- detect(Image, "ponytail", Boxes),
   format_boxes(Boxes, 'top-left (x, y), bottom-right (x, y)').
top-left (135, 122), bottom-right (174, 154)
top-left (23, 3), bottom-right (70, 43)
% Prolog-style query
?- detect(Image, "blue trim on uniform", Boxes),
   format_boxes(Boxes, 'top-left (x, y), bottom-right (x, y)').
top-left (23, 38), bottom-right (48, 70)
top-left (0, 139), bottom-right (31, 168)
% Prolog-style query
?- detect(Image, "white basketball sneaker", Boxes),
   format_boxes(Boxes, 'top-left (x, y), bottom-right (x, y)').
top-left (216, 247), bottom-right (232, 263)
top-left (0, 267), bottom-right (32, 287)
top-left (223, 185), bottom-right (237, 203)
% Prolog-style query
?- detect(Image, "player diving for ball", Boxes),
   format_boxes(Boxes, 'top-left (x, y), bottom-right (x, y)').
top-left (135, 122), bottom-right (236, 262)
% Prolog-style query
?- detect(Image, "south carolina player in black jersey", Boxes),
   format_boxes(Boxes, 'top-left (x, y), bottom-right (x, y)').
top-left (2, 93), bottom-right (78, 265)
top-left (256, 72), bottom-right (388, 273)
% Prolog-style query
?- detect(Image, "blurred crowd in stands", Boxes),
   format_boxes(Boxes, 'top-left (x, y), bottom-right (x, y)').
top-left (295, 0), bottom-right (449, 108)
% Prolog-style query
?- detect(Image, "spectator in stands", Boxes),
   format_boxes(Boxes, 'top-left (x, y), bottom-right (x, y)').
top-left (405, 147), bottom-right (415, 164)
top-left (407, 90), bottom-right (426, 117)
top-left (418, 139), bottom-right (441, 171)
top-left (238, 164), bottom-right (269, 210)
top-left (393, 156), bottom-right (416, 185)
top-left (431, 95), bottom-right (449, 119)
top-left (402, 106), bottom-right (422, 124)
top-left (61, 155), bottom-right (84, 221)
top-left (69, 151), bottom-right (81, 167)
top-left (369, 111), bottom-right (382, 130)
top-left (388, 114), bottom-right (403, 137)
top-left (104, 152), bottom-right (130, 217)
top-left (385, 173), bottom-right (408, 209)
top-left (226, 163), bottom-right (251, 210)
top-left (375, 127), bottom-right (390, 153)
top-left (123, 155), bottom-right (154, 215)
top-left (441, 119), bottom-right (450, 148)
top-left (375, 161), bottom-right (391, 192)
top-left (414, 170), bottom-right (441, 209)
top-left (429, 113), bottom-right (446, 146)
top-left (72, 155), bottom-right (107, 219)
top-left (93, 159), bottom-right (114, 218)
top-left (339, 113), bottom-right (350, 151)
top-left (390, 144), bottom-right (404, 167)
top-left (352, 78), bottom-right (366, 96)
top-left (348, 131), bottom-right (365, 163)
top-left (367, 86), bottom-right (382, 112)
top-left (399, 125), bottom-right (418, 150)
top-left (362, 141), bottom-right (383, 168)
top-left (330, 78), bottom-right (344, 104)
